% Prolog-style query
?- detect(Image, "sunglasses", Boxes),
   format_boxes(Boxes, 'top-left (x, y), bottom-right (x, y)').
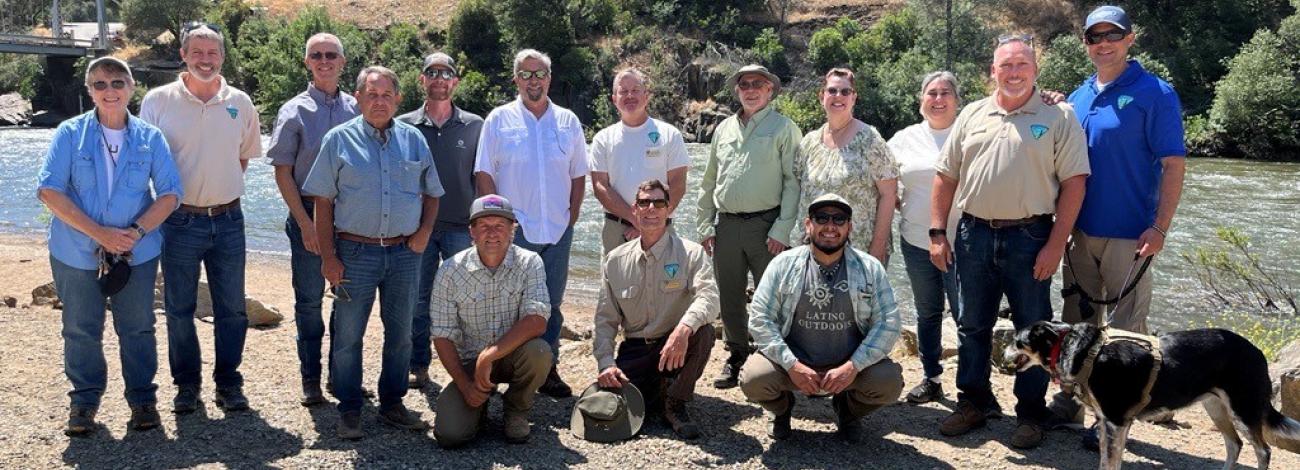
top-left (516, 69), bottom-right (549, 80)
top-left (635, 198), bottom-right (669, 209)
top-left (737, 79), bottom-right (770, 91)
top-left (308, 51), bottom-right (341, 61)
top-left (1084, 30), bottom-right (1128, 45)
top-left (423, 68), bottom-right (457, 80)
top-left (90, 80), bottom-right (129, 91)
top-left (824, 87), bottom-right (855, 96)
top-left (811, 212), bottom-right (850, 226)
top-left (997, 33), bottom-right (1034, 45)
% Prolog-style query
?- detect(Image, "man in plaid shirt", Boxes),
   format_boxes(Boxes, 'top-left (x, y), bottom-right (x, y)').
top-left (429, 195), bottom-right (552, 447)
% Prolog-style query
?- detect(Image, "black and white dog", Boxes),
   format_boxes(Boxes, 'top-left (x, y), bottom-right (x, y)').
top-left (1006, 321), bottom-right (1300, 469)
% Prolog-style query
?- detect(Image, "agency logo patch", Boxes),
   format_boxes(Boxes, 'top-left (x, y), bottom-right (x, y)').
top-left (226, 105), bottom-right (239, 119)
top-left (648, 130), bottom-right (660, 145)
top-left (1117, 95), bottom-right (1134, 110)
top-left (1030, 124), bottom-right (1049, 140)
top-left (664, 263), bottom-right (679, 278)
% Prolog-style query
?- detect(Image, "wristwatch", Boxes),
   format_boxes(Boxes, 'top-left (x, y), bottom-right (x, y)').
top-left (928, 228), bottom-right (946, 238)
top-left (130, 223), bottom-right (147, 239)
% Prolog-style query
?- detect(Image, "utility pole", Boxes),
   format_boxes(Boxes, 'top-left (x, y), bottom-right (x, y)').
top-left (97, 0), bottom-right (108, 51)
top-left (51, 0), bottom-right (62, 40)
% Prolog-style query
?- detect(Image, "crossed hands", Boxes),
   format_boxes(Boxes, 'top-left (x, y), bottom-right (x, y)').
top-left (788, 361), bottom-right (859, 396)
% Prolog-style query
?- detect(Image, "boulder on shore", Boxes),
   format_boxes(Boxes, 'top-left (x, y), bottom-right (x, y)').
top-left (34, 278), bottom-right (282, 326)
top-left (0, 93), bottom-right (32, 126)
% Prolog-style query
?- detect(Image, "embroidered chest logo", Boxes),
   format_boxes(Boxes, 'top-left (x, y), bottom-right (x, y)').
top-left (1117, 95), bottom-right (1134, 110)
top-left (456, 139), bottom-right (466, 149)
top-left (1030, 124), bottom-right (1049, 140)
top-left (648, 131), bottom-right (660, 145)
top-left (225, 105), bottom-right (239, 119)
top-left (664, 263), bottom-right (679, 278)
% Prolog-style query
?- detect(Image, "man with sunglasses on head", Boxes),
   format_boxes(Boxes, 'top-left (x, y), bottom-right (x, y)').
top-left (267, 32), bottom-right (359, 408)
top-left (697, 64), bottom-right (802, 390)
top-left (929, 34), bottom-right (1090, 449)
top-left (475, 48), bottom-right (589, 398)
top-left (592, 179), bottom-right (718, 440)
top-left (140, 23), bottom-right (261, 414)
top-left (589, 68), bottom-right (690, 254)
top-left (740, 194), bottom-right (902, 443)
top-left (397, 52), bottom-right (484, 390)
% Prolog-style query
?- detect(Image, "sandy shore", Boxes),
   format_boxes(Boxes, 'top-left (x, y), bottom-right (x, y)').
top-left (0, 232), bottom-right (1295, 469)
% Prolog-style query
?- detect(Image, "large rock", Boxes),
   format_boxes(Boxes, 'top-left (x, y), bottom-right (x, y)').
top-left (898, 317), bottom-right (959, 359)
top-left (1270, 338), bottom-right (1300, 381)
top-left (991, 318), bottom-right (1018, 375)
top-left (1282, 370), bottom-right (1300, 420)
top-left (178, 280), bottom-right (283, 328)
top-left (0, 93), bottom-right (32, 126)
top-left (31, 282), bottom-right (58, 306)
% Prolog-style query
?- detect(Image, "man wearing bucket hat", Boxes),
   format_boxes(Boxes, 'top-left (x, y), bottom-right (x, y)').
top-left (740, 194), bottom-right (903, 442)
top-left (571, 383), bottom-right (646, 442)
top-left (696, 63), bottom-right (803, 390)
top-left (430, 195), bottom-right (554, 447)
top-left (592, 179), bottom-right (718, 439)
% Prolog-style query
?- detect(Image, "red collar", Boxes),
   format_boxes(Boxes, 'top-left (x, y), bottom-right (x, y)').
top-left (1047, 332), bottom-right (1068, 380)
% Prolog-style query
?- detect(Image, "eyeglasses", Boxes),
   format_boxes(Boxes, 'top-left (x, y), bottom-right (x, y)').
top-left (824, 87), bottom-right (855, 96)
top-left (181, 21), bottom-right (221, 36)
top-left (635, 198), bottom-right (669, 209)
top-left (516, 69), bottom-right (549, 80)
top-left (996, 33), bottom-right (1034, 45)
top-left (423, 68), bottom-right (457, 80)
top-left (308, 51), bottom-right (341, 61)
top-left (1084, 30), bottom-right (1128, 45)
top-left (811, 212), bottom-right (850, 226)
top-left (90, 80), bottom-right (128, 91)
top-left (737, 79), bottom-right (770, 91)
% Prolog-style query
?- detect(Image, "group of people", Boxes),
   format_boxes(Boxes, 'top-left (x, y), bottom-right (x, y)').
top-left (38, 4), bottom-right (1185, 452)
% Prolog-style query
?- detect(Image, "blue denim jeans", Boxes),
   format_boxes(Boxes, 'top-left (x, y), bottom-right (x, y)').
top-left (285, 201), bottom-right (329, 384)
top-left (330, 239), bottom-right (420, 413)
top-left (161, 207), bottom-right (247, 390)
top-left (900, 238), bottom-right (960, 380)
top-left (411, 227), bottom-right (473, 370)
top-left (52, 255), bottom-right (160, 408)
top-left (953, 215), bottom-right (1053, 421)
top-left (513, 225), bottom-right (573, 360)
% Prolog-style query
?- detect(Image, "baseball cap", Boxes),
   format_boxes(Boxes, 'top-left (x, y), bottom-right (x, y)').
top-left (570, 383), bottom-right (645, 442)
top-left (421, 52), bottom-right (458, 74)
top-left (469, 194), bottom-right (516, 222)
top-left (808, 193), bottom-right (853, 218)
top-left (1084, 5), bottom-right (1132, 32)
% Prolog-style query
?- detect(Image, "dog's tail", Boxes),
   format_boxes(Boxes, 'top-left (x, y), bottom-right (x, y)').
top-left (1264, 408), bottom-right (1300, 453)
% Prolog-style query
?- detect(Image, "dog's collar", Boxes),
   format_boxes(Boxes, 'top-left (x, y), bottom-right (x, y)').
top-left (1047, 331), bottom-right (1068, 379)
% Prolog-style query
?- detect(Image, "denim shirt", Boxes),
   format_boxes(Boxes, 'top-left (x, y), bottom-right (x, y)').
top-left (37, 111), bottom-right (183, 270)
top-left (748, 245), bottom-right (900, 371)
top-left (302, 116), bottom-right (446, 238)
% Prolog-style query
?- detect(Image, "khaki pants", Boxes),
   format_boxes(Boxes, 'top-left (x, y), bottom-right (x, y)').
top-left (1061, 229), bottom-right (1153, 334)
top-left (617, 324), bottom-right (715, 406)
top-left (713, 210), bottom-right (779, 353)
top-left (433, 338), bottom-right (552, 447)
top-left (739, 354), bottom-right (903, 419)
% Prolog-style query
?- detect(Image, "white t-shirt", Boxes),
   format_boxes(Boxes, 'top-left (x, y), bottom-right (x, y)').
top-left (101, 126), bottom-right (126, 194)
top-left (888, 122), bottom-right (959, 249)
top-left (588, 117), bottom-right (690, 206)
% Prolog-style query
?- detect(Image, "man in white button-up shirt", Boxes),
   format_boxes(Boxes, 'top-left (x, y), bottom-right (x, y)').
top-left (474, 48), bottom-right (588, 398)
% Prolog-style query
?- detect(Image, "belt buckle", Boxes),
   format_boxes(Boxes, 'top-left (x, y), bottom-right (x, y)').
top-left (988, 219), bottom-right (1005, 229)
top-left (379, 236), bottom-right (389, 247)
top-left (206, 206), bottom-right (216, 217)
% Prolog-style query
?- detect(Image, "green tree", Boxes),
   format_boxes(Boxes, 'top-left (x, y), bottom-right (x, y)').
top-left (1206, 12), bottom-right (1300, 159)
top-left (120, 0), bottom-right (207, 44)
top-left (374, 23), bottom-right (428, 114)
top-left (751, 27), bottom-right (788, 79)
top-left (0, 53), bottom-right (43, 99)
top-left (447, 0), bottom-right (506, 79)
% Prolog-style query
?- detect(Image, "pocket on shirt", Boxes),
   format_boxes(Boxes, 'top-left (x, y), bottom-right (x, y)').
top-left (397, 160), bottom-right (424, 194)
top-left (71, 156), bottom-right (96, 193)
top-left (500, 127), bottom-right (528, 158)
top-left (122, 160), bottom-right (150, 190)
top-left (546, 125), bottom-right (573, 160)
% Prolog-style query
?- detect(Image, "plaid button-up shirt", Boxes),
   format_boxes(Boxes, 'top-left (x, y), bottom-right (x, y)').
top-left (429, 245), bottom-right (550, 359)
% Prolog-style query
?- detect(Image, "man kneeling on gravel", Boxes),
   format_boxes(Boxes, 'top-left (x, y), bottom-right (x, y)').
top-left (430, 195), bottom-right (553, 447)
top-left (740, 194), bottom-right (904, 442)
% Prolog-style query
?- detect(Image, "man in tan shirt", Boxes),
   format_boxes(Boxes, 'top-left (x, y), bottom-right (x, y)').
top-left (594, 179), bottom-right (719, 440)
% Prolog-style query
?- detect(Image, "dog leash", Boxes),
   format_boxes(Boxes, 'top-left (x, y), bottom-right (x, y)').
top-left (1061, 245), bottom-right (1154, 322)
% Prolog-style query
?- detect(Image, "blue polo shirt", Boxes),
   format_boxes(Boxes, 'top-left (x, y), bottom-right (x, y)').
top-left (1069, 59), bottom-right (1185, 239)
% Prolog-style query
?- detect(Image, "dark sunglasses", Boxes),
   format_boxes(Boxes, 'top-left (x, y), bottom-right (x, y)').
top-left (308, 51), bottom-right (341, 61)
top-left (1084, 30), bottom-right (1128, 45)
top-left (635, 198), bottom-right (669, 209)
top-left (90, 80), bottom-right (129, 91)
top-left (737, 79), bottom-right (770, 91)
top-left (811, 212), bottom-right (850, 226)
top-left (516, 69), bottom-right (549, 80)
top-left (996, 33), bottom-right (1034, 45)
top-left (824, 87), bottom-right (855, 96)
top-left (181, 21), bottom-right (221, 35)
top-left (423, 68), bottom-right (457, 80)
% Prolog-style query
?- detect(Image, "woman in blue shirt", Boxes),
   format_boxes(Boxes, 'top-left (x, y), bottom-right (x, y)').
top-left (37, 57), bottom-right (183, 436)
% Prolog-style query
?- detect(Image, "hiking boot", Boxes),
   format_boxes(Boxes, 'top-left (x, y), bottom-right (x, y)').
top-left (128, 403), bottom-right (161, 431)
top-left (215, 387), bottom-right (249, 412)
top-left (939, 400), bottom-right (987, 436)
top-left (379, 404), bottom-right (430, 431)
top-left (65, 407), bottom-right (97, 436)
top-left (538, 366), bottom-right (573, 398)
top-left (173, 384), bottom-right (201, 414)
top-left (768, 391), bottom-right (794, 440)
top-left (832, 393), bottom-right (866, 443)
top-left (409, 367), bottom-right (432, 390)
top-left (906, 379), bottom-right (944, 404)
top-left (301, 380), bottom-right (327, 407)
top-left (713, 350), bottom-right (747, 389)
top-left (1045, 392), bottom-right (1084, 430)
top-left (1010, 420), bottom-right (1045, 449)
top-left (504, 411), bottom-right (531, 443)
top-left (337, 410), bottom-right (363, 440)
top-left (663, 397), bottom-right (701, 440)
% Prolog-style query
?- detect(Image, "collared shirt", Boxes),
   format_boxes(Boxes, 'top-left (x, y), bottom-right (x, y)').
top-left (474, 97), bottom-right (589, 244)
top-left (397, 104), bottom-right (483, 230)
top-left (301, 116), bottom-right (445, 238)
top-left (1069, 60), bottom-right (1186, 239)
top-left (37, 112), bottom-right (184, 270)
top-left (429, 245), bottom-right (551, 359)
top-left (588, 117), bottom-right (691, 206)
top-left (696, 105), bottom-right (802, 245)
top-left (138, 74), bottom-right (261, 207)
top-left (749, 245), bottom-right (900, 372)
top-left (935, 91), bottom-right (1091, 220)
top-left (592, 233), bottom-right (719, 371)
top-left (890, 123), bottom-right (959, 249)
top-left (267, 83), bottom-right (359, 189)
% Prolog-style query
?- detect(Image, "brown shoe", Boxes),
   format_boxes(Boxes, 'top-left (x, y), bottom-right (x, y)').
top-left (301, 380), bottom-right (327, 407)
top-left (1010, 420), bottom-right (1045, 449)
top-left (128, 403), bottom-right (161, 431)
top-left (939, 400), bottom-right (988, 436)
top-left (65, 407), bottom-right (97, 436)
top-left (409, 367), bottom-right (432, 390)
top-left (337, 410), bottom-right (363, 440)
top-left (379, 404), bottom-right (430, 431)
top-left (663, 397), bottom-right (701, 440)
top-left (504, 411), bottom-right (531, 443)
top-left (538, 366), bottom-right (572, 398)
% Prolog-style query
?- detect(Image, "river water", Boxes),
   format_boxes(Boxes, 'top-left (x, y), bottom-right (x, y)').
top-left (3, 127), bottom-right (1296, 331)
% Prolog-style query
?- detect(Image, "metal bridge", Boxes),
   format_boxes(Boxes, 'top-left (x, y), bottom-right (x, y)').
top-left (0, 0), bottom-right (112, 57)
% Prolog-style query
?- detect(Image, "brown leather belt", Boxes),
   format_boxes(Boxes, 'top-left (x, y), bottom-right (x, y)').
top-left (178, 198), bottom-right (240, 217)
top-left (337, 232), bottom-right (409, 247)
top-left (604, 213), bottom-right (634, 227)
top-left (720, 207), bottom-right (779, 219)
top-left (965, 213), bottom-right (1052, 229)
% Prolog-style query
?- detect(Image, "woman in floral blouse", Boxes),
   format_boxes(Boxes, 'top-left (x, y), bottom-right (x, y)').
top-left (794, 68), bottom-right (899, 265)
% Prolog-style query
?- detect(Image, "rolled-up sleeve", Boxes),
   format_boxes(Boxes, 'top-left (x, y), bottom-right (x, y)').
top-left (749, 253), bottom-right (797, 370)
top-left (301, 132), bottom-right (340, 199)
top-left (680, 249), bottom-right (719, 331)
top-left (428, 263), bottom-right (463, 343)
top-left (37, 125), bottom-right (74, 195)
top-left (148, 131), bottom-right (183, 206)
top-left (850, 259), bottom-right (901, 371)
top-left (520, 255), bottom-right (551, 320)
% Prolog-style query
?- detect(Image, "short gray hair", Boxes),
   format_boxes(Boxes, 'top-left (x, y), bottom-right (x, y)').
top-left (919, 71), bottom-right (960, 103)
top-left (181, 25), bottom-right (225, 54)
top-left (304, 33), bottom-right (344, 59)
top-left (84, 56), bottom-right (134, 86)
top-left (355, 66), bottom-right (400, 94)
top-left (512, 49), bottom-right (552, 75)
top-left (612, 67), bottom-right (650, 90)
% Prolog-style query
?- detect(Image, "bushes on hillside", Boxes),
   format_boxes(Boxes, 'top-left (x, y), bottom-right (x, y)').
top-left (120, 0), bottom-right (207, 44)
top-left (0, 53), bottom-right (43, 99)
top-left (1203, 12), bottom-right (1300, 159)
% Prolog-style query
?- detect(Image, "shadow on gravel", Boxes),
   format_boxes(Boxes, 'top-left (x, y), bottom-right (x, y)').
top-left (61, 406), bottom-right (303, 469)
top-left (1005, 436), bottom-right (1228, 470)
top-left (759, 401), bottom-right (953, 469)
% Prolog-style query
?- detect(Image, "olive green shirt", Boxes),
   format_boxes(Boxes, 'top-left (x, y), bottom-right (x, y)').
top-left (696, 106), bottom-right (803, 245)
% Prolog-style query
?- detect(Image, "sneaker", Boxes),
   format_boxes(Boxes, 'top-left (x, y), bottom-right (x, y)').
top-left (713, 351), bottom-right (746, 389)
top-left (1081, 422), bottom-right (1100, 452)
top-left (378, 404), bottom-right (430, 431)
top-left (538, 366), bottom-right (573, 398)
top-left (504, 411), bottom-right (531, 443)
top-left (337, 410), bottom-right (363, 440)
top-left (768, 391), bottom-right (794, 440)
top-left (173, 385), bottom-right (201, 414)
top-left (409, 367), bottom-right (432, 390)
top-left (215, 387), bottom-right (250, 412)
top-left (128, 404), bottom-right (161, 431)
top-left (663, 397), bottom-right (701, 440)
top-left (939, 400), bottom-right (988, 436)
top-left (1045, 392), bottom-right (1084, 430)
top-left (65, 407), bottom-right (97, 436)
top-left (1010, 420), bottom-right (1045, 449)
top-left (301, 380), bottom-right (327, 407)
top-left (906, 379), bottom-right (944, 404)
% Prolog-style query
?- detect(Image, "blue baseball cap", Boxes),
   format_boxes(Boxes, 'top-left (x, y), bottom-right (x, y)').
top-left (1085, 5), bottom-right (1132, 32)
